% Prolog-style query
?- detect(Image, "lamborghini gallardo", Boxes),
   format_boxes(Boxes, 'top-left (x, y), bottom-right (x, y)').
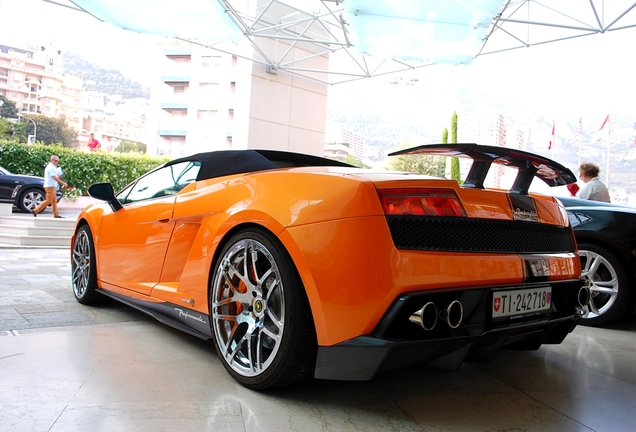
top-left (71, 144), bottom-right (589, 389)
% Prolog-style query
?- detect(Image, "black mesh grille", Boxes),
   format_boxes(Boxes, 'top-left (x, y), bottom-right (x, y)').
top-left (386, 216), bottom-right (575, 254)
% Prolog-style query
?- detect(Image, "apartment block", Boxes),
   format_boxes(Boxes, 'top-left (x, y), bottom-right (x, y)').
top-left (0, 43), bottom-right (86, 131)
top-left (324, 126), bottom-right (367, 163)
top-left (148, 31), bottom-right (329, 157)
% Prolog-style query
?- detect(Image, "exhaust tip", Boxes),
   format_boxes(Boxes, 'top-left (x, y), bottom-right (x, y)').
top-left (578, 283), bottom-right (591, 307)
top-left (439, 300), bottom-right (463, 329)
top-left (409, 302), bottom-right (438, 331)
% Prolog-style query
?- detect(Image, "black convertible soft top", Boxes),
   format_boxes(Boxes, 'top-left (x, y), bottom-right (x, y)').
top-left (390, 143), bottom-right (577, 194)
top-left (165, 149), bottom-right (352, 182)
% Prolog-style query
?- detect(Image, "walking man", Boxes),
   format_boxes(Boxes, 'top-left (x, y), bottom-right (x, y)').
top-left (32, 155), bottom-right (67, 218)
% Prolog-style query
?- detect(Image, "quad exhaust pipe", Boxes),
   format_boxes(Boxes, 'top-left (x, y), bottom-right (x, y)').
top-left (408, 301), bottom-right (438, 331)
top-left (577, 283), bottom-right (591, 307)
top-left (439, 300), bottom-right (464, 329)
top-left (409, 300), bottom-right (464, 331)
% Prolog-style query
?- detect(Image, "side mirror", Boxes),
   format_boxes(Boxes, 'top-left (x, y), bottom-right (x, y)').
top-left (88, 182), bottom-right (123, 212)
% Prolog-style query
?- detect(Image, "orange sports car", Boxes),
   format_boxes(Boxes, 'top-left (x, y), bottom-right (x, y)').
top-left (71, 144), bottom-right (589, 389)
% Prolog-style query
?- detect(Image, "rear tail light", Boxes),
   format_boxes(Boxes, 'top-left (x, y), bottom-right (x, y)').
top-left (378, 188), bottom-right (466, 217)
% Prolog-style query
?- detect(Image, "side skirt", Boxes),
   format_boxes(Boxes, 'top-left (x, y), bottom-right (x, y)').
top-left (97, 289), bottom-right (212, 340)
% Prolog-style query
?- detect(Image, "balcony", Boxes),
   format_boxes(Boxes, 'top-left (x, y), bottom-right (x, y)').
top-left (160, 102), bottom-right (189, 110)
top-left (161, 75), bottom-right (191, 84)
top-left (157, 129), bottom-right (187, 137)
top-left (163, 48), bottom-right (193, 58)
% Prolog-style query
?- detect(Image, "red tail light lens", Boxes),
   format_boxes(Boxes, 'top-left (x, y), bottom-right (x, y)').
top-left (378, 188), bottom-right (466, 217)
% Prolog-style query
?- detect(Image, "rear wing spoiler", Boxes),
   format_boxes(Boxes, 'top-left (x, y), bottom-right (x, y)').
top-left (389, 143), bottom-right (576, 195)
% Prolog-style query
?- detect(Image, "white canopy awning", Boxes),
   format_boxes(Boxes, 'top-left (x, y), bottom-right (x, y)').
top-left (68, 0), bottom-right (636, 84)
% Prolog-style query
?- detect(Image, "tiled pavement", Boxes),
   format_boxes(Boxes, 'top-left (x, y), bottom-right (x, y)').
top-left (1, 225), bottom-right (636, 430)
top-left (0, 248), bottom-right (148, 335)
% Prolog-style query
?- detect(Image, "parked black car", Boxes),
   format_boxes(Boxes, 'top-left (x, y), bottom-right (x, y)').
top-left (558, 196), bottom-right (636, 326)
top-left (0, 165), bottom-right (62, 212)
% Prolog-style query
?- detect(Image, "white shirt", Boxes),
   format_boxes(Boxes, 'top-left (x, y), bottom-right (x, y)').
top-left (579, 178), bottom-right (611, 203)
top-left (43, 163), bottom-right (60, 188)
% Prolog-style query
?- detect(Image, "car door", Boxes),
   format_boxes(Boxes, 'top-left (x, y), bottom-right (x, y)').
top-left (96, 161), bottom-right (200, 295)
top-left (0, 169), bottom-right (18, 203)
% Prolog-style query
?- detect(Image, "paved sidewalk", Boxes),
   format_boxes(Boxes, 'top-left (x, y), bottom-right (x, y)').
top-left (0, 248), bottom-right (148, 335)
top-left (11, 196), bottom-right (100, 220)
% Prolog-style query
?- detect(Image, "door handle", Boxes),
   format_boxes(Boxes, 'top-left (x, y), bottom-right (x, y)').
top-left (157, 210), bottom-right (173, 222)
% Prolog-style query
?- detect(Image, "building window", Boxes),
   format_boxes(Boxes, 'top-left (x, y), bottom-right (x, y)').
top-left (197, 110), bottom-right (218, 120)
top-left (173, 85), bottom-right (185, 94)
top-left (230, 82), bottom-right (236, 93)
top-left (201, 56), bottom-right (221, 68)
top-left (172, 110), bottom-right (187, 120)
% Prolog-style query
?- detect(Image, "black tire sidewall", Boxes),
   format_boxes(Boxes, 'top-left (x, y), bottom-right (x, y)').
top-left (73, 225), bottom-right (102, 305)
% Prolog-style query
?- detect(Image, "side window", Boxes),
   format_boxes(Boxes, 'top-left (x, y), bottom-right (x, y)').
top-left (116, 183), bottom-right (134, 204)
top-left (120, 161), bottom-right (201, 204)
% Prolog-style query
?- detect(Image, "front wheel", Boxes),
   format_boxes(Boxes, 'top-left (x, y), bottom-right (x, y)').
top-left (209, 228), bottom-right (316, 390)
top-left (18, 188), bottom-right (45, 212)
top-left (72, 225), bottom-right (103, 305)
top-left (578, 242), bottom-right (633, 327)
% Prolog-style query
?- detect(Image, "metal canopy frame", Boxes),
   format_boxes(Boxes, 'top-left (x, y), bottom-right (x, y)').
top-left (64, 0), bottom-right (636, 85)
top-left (215, 0), bottom-right (636, 84)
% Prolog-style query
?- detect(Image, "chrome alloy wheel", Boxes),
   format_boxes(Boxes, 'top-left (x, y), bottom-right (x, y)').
top-left (72, 228), bottom-right (92, 299)
top-left (21, 189), bottom-right (44, 211)
top-left (579, 249), bottom-right (618, 320)
top-left (211, 238), bottom-right (285, 377)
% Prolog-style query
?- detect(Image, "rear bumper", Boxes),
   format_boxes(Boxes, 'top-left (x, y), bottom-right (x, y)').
top-left (315, 315), bottom-right (580, 380)
top-left (314, 280), bottom-right (585, 381)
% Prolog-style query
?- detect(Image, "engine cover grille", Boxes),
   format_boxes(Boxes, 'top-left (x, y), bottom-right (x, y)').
top-left (386, 216), bottom-right (575, 254)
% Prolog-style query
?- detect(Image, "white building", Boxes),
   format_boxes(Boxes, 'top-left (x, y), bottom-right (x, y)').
top-left (148, 35), bottom-right (329, 157)
top-left (457, 112), bottom-right (523, 188)
top-left (0, 43), bottom-right (86, 132)
top-left (324, 126), bottom-right (367, 163)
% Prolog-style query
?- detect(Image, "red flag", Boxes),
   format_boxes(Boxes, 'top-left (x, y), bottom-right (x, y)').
top-left (548, 120), bottom-right (555, 150)
top-left (594, 114), bottom-right (610, 142)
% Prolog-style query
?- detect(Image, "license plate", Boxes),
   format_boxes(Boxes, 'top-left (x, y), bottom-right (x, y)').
top-left (492, 286), bottom-right (552, 318)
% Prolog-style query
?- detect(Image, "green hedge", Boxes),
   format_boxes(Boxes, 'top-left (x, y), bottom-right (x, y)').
top-left (0, 141), bottom-right (171, 199)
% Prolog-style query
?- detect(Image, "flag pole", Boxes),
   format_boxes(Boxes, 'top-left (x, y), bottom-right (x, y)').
top-left (578, 115), bottom-right (582, 168)
top-left (606, 112), bottom-right (611, 187)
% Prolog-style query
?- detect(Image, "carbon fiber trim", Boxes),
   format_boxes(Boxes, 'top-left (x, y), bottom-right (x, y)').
top-left (386, 216), bottom-right (575, 254)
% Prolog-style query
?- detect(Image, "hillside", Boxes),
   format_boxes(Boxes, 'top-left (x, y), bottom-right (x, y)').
top-left (62, 52), bottom-right (150, 99)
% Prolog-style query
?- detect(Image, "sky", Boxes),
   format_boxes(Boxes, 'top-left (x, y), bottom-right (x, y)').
top-left (0, 0), bottom-right (160, 83)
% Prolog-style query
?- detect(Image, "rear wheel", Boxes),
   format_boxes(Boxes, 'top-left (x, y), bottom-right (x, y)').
top-left (18, 188), bottom-right (45, 212)
top-left (579, 242), bottom-right (633, 326)
top-left (72, 225), bottom-right (103, 305)
top-left (209, 228), bottom-right (316, 390)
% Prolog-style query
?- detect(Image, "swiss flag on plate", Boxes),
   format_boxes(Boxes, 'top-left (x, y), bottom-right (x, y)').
top-left (493, 297), bottom-right (501, 312)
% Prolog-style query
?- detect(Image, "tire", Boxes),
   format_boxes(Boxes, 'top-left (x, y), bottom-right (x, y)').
top-left (209, 228), bottom-right (317, 390)
top-left (578, 242), bottom-right (633, 327)
top-left (18, 187), bottom-right (45, 212)
top-left (71, 225), bottom-right (103, 305)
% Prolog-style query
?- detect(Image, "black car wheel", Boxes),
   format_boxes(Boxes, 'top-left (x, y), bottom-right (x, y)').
top-left (210, 228), bottom-right (316, 389)
top-left (72, 225), bottom-right (103, 305)
top-left (18, 187), bottom-right (45, 212)
top-left (578, 242), bottom-right (633, 326)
